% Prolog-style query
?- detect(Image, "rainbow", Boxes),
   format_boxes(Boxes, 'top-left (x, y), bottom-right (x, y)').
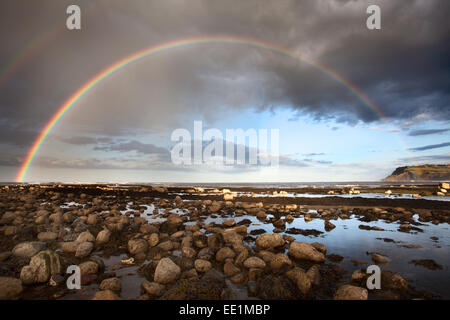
top-left (0, 28), bottom-right (60, 88)
top-left (0, 3), bottom-right (104, 89)
top-left (16, 36), bottom-right (386, 182)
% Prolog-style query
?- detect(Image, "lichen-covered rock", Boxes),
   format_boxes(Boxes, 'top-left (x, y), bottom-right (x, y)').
top-left (20, 250), bottom-right (61, 285)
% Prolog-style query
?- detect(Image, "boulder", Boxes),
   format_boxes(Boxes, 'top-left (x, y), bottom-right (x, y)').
top-left (157, 240), bottom-right (174, 251)
top-left (79, 261), bottom-right (99, 275)
top-left (194, 259), bottom-right (212, 273)
top-left (243, 257), bottom-right (266, 269)
top-left (306, 265), bottom-right (321, 286)
top-left (234, 249), bottom-right (249, 266)
top-left (350, 269), bottom-right (367, 283)
top-left (216, 247), bottom-right (235, 262)
top-left (223, 219), bottom-right (236, 227)
top-left (140, 224), bottom-right (158, 234)
top-left (223, 261), bottom-right (240, 277)
top-left (76, 231), bottom-right (95, 243)
top-left (99, 277), bottom-right (121, 292)
top-left (148, 233), bottom-right (159, 247)
top-left (92, 290), bottom-right (120, 300)
top-left (182, 247), bottom-right (197, 259)
top-left (141, 281), bottom-right (164, 297)
top-left (311, 242), bottom-right (327, 255)
top-left (75, 241), bottom-right (93, 258)
top-left (371, 253), bottom-right (390, 264)
top-left (154, 258), bottom-right (181, 284)
top-left (255, 234), bottom-right (284, 249)
top-left (86, 214), bottom-right (98, 225)
top-left (381, 271), bottom-right (408, 291)
top-left (440, 182), bottom-right (449, 189)
top-left (12, 242), bottom-right (46, 259)
top-left (288, 242), bottom-right (325, 262)
top-left (334, 284), bottom-right (368, 300)
top-left (324, 220), bottom-right (336, 231)
top-left (20, 250), bottom-right (61, 285)
top-left (270, 253), bottom-right (292, 271)
top-left (96, 229), bottom-right (111, 245)
top-left (37, 232), bottom-right (58, 241)
top-left (0, 212), bottom-right (16, 224)
top-left (60, 241), bottom-right (79, 254)
top-left (128, 239), bottom-right (149, 255)
top-left (286, 267), bottom-right (311, 295)
top-left (222, 230), bottom-right (242, 247)
top-left (207, 234), bottom-right (224, 252)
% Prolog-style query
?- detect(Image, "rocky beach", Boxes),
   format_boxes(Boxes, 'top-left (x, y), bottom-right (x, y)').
top-left (0, 183), bottom-right (449, 300)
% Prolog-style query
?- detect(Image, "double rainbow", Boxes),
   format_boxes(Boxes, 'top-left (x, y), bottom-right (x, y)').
top-left (15, 36), bottom-right (386, 182)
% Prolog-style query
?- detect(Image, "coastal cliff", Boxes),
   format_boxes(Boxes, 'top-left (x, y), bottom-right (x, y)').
top-left (383, 164), bottom-right (450, 182)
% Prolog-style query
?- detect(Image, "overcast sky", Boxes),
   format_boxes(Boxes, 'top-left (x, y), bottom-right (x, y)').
top-left (0, 0), bottom-right (449, 182)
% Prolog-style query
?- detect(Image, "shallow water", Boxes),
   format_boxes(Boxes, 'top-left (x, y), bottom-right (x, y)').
top-left (61, 253), bottom-right (146, 300)
top-left (188, 210), bottom-right (450, 298)
top-left (60, 200), bottom-right (450, 299)
top-left (171, 191), bottom-right (450, 201)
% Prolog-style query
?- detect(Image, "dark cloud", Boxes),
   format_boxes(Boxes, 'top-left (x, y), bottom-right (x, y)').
top-left (94, 140), bottom-right (170, 157)
top-left (0, 155), bottom-right (22, 167)
top-left (62, 136), bottom-right (97, 145)
top-left (408, 128), bottom-right (450, 136)
top-left (409, 142), bottom-right (450, 152)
